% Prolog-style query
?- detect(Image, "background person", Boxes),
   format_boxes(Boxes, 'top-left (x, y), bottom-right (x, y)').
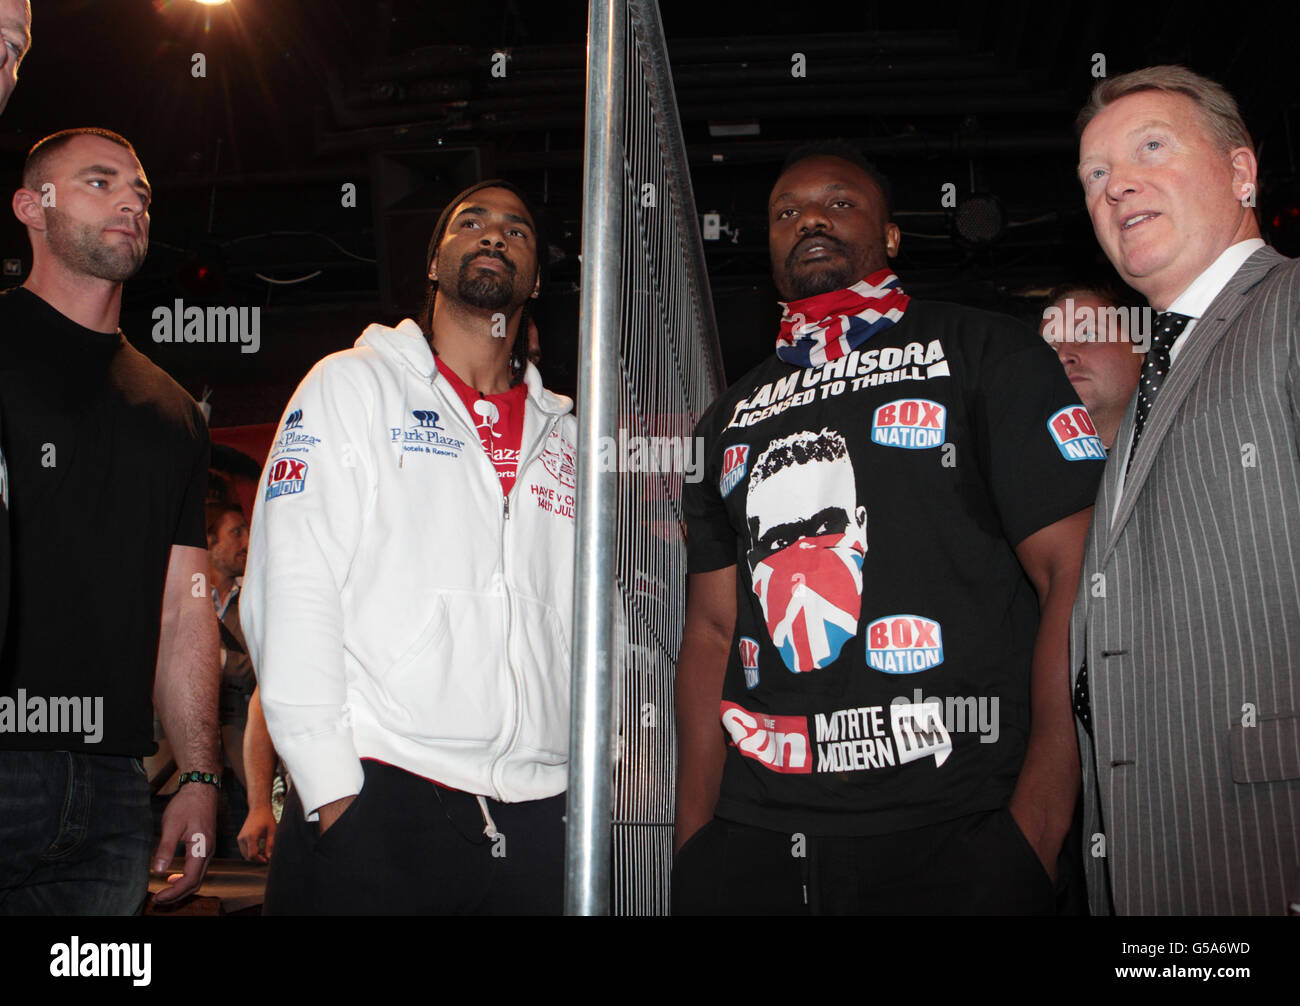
top-left (1039, 281), bottom-right (1144, 451)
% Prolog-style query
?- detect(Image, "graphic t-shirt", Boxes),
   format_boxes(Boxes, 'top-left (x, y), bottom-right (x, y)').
top-left (684, 299), bottom-right (1106, 836)
top-left (439, 362), bottom-right (528, 497)
top-left (0, 288), bottom-right (209, 756)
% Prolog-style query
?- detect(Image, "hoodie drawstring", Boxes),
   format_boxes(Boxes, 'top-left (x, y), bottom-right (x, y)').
top-left (475, 795), bottom-right (500, 840)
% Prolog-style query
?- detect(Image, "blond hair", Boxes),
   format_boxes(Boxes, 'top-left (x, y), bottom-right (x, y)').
top-left (1076, 65), bottom-right (1253, 154)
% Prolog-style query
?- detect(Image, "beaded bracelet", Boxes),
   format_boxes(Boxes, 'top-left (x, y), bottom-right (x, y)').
top-left (177, 770), bottom-right (222, 790)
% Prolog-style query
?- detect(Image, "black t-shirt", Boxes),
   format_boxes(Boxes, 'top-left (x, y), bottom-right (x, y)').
top-left (685, 299), bottom-right (1105, 836)
top-left (0, 412), bottom-right (8, 654)
top-left (0, 288), bottom-right (209, 756)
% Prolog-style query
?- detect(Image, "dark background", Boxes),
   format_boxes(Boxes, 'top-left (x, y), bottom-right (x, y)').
top-left (2, 0), bottom-right (1298, 425)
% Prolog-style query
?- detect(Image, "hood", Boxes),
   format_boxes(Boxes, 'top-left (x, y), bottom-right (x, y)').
top-left (356, 317), bottom-right (574, 418)
top-left (357, 317), bottom-right (436, 379)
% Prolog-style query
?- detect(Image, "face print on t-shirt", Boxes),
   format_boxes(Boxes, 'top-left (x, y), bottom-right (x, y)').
top-left (745, 427), bottom-right (868, 673)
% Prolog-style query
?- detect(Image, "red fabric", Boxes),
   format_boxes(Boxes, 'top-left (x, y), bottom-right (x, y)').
top-left (439, 362), bottom-right (528, 497)
top-left (210, 423), bottom-right (277, 518)
top-left (210, 423), bottom-right (277, 467)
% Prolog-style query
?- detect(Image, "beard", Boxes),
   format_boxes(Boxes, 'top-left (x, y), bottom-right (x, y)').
top-left (777, 233), bottom-right (881, 300)
top-left (45, 208), bottom-right (146, 283)
top-left (454, 251), bottom-right (521, 311)
top-left (784, 259), bottom-right (856, 300)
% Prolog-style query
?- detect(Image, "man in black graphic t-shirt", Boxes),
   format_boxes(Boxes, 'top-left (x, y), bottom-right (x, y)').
top-left (0, 128), bottom-right (219, 915)
top-left (673, 143), bottom-right (1105, 914)
top-left (0, 0), bottom-right (32, 693)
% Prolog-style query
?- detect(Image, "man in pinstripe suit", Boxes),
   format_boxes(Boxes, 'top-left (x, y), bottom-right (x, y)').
top-left (1072, 65), bottom-right (1299, 915)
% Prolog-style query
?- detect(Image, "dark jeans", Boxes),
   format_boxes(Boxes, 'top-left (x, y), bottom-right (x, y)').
top-left (265, 759), bottom-right (565, 915)
top-left (672, 807), bottom-right (1057, 915)
top-left (0, 749), bottom-right (152, 915)
top-left (216, 765), bottom-right (249, 859)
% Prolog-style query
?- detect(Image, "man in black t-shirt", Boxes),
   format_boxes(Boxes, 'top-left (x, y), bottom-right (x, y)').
top-left (672, 143), bottom-right (1105, 914)
top-left (0, 0), bottom-right (32, 711)
top-left (0, 128), bottom-right (219, 915)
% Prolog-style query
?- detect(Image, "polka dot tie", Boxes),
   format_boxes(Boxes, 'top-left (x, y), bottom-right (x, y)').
top-left (1074, 658), bottom-right (1093, 735)
top-left (1126, 311), bottom-right (1191, 475)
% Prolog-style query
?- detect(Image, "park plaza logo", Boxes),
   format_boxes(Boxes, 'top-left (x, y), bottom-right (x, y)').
top-left (390, 410), bottom-right (468, 457)
top-left (274, 408), bottom-right (321, 453)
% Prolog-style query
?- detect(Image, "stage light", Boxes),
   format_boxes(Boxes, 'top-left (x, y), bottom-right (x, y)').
top-left (192, 1), bottom-right (230, 6)
top-left (952, 193), bottom-right (1005, 248)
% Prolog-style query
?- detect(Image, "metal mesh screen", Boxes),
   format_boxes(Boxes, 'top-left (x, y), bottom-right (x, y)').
top-left (606, 0), bottom-right (724, 916)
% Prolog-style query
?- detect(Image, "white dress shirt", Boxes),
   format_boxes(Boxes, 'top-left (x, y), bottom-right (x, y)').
top-left (1112, 237), bottom-right (1266, 522)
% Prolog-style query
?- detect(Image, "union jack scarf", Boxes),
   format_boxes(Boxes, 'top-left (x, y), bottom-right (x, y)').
top-left (775, 269), bottom-right (910, 368)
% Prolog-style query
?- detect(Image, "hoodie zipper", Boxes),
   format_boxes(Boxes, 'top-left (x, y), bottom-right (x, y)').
top-left (425, 372), bottom-right (561, 799)
top-left (491, 411), bottom-right (561, 794)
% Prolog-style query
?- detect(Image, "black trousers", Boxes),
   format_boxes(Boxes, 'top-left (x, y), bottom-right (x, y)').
top-left (671, 807), bottom-right (1058, 915)
top-left (265, 759), bottom-right (565, 915)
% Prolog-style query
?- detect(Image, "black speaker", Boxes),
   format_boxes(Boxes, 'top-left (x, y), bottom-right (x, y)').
top-left (370, 145), bottom-right (488, 317)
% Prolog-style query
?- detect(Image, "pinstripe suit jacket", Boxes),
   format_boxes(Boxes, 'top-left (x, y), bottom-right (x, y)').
top-left (1069, 246), bottom-right (1300, 916)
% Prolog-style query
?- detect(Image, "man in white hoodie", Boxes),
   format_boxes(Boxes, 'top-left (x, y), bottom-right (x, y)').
top-left (242, 180), bottom-right (579, 914)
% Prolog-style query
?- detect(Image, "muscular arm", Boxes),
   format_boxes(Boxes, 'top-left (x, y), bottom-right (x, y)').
top-left (673, 565), bottom-right (736, 853)
top-left (1009, 506), bottom-right (1092, 879)
top-left (151, 543), bottom-right (221, 904)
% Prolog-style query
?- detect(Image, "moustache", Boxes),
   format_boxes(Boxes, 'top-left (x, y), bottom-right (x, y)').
top-left (464, 250), bottom-right (516, 275)
top-left (786, 231), bottom-right (848, 270)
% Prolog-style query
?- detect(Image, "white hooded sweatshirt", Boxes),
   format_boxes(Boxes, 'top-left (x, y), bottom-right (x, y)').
top-left (241, 318), bottom-right (578, 819)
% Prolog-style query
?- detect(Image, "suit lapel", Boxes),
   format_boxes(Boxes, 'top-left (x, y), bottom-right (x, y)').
top-left (1104, 247), bottom-right (1285, 556)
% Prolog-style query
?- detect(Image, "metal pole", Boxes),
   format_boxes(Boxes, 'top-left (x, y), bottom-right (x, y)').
top-left (565, 0), bottom-right (626, 916)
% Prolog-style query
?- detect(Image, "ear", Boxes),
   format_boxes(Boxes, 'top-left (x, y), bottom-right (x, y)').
top-left (1228, 146), bottom-right (1258, 205)
top-left (12, 187), bottom-right (45, 232)
top-left (884, 222), bottom-right (901, 258)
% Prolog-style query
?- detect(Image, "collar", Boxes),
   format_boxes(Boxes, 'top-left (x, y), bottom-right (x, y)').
top-left (1166, 238), bottom-right (1266, 319)
top-left (212, 577), bottom-right (243, 619)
